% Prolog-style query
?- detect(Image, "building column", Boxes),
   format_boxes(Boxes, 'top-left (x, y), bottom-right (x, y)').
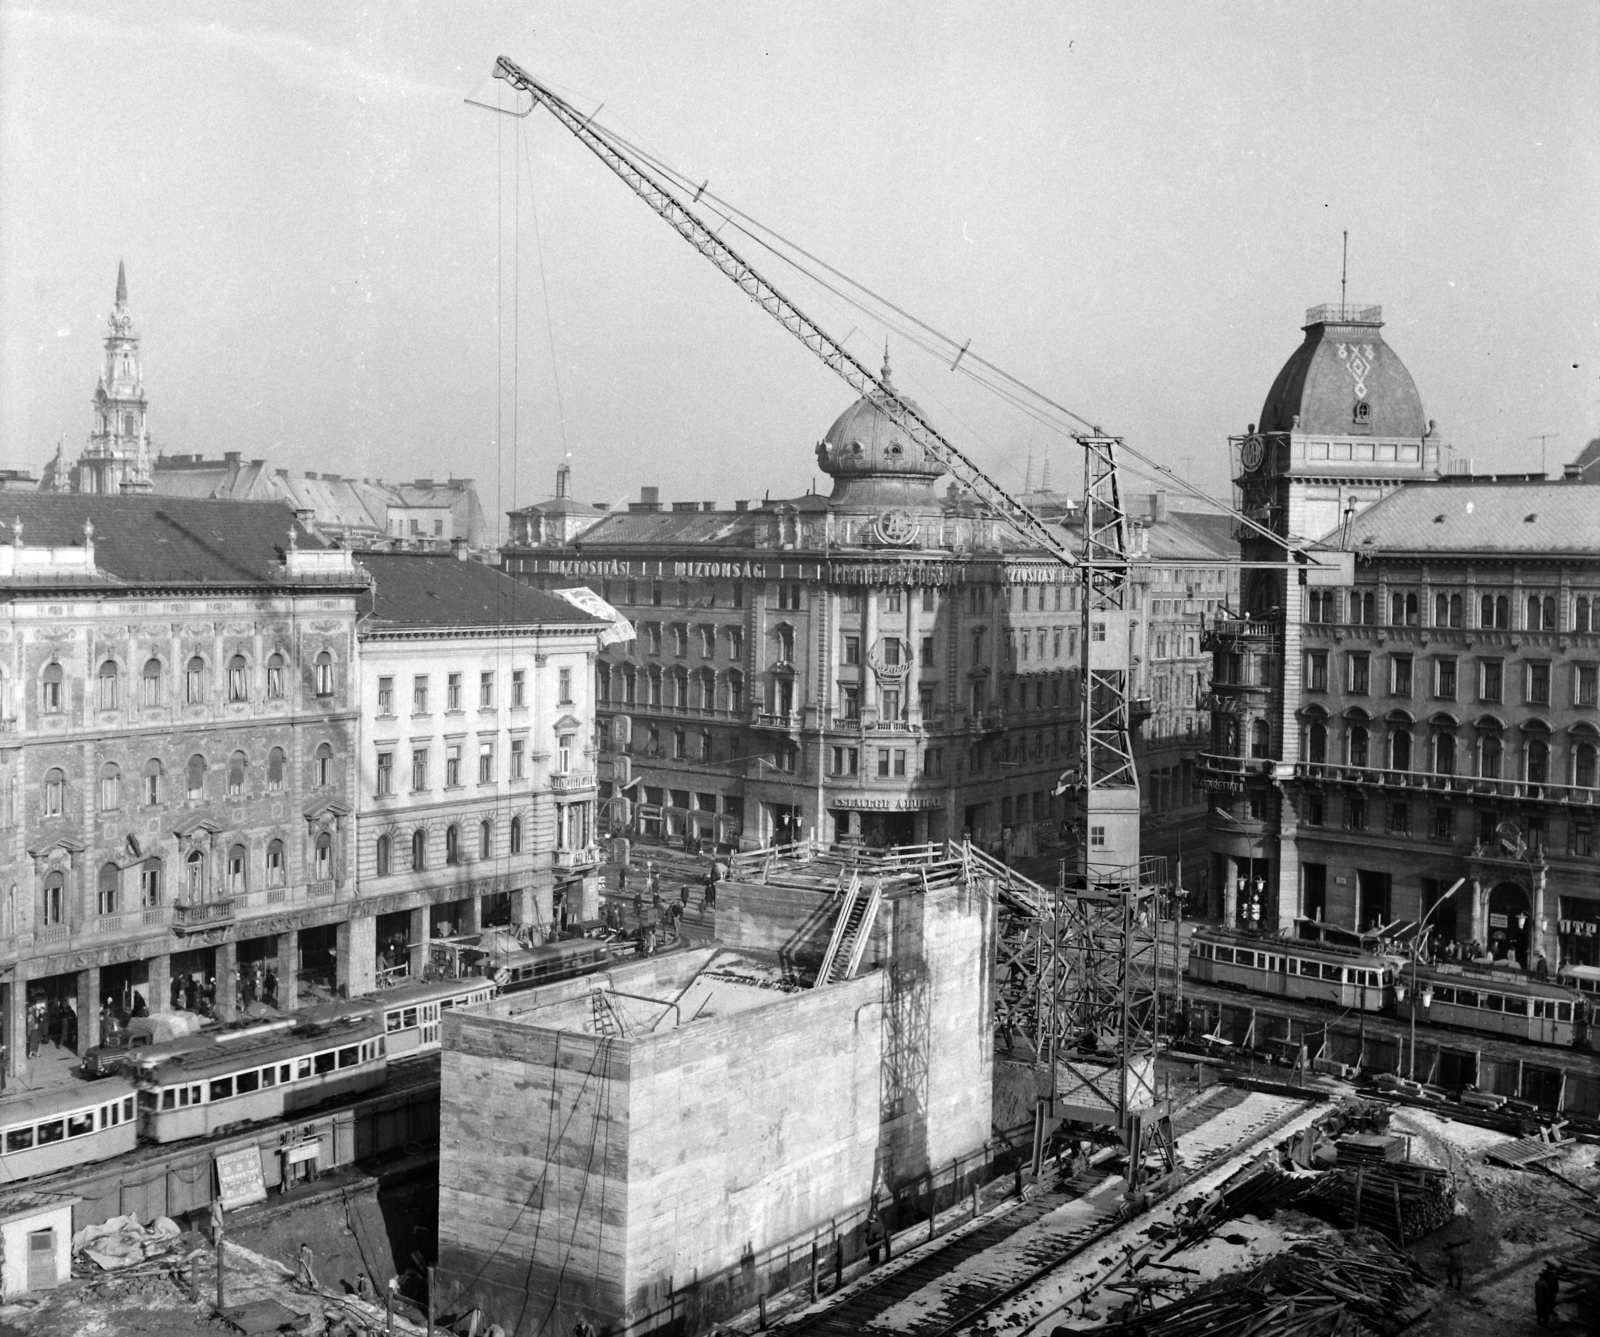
top-left (146, 954), bottom-right (170, 1020)
top-left (1222, 860), bottom-right (1239, 929)
top-left (904, 586), bottom-right (920, 726)
top-left (407, 908), bottom-right (427, 979)
top-left (863, 590), bottom-right (879, 718)
top-left (576, 873), bottom-right (601, 924)
top-left (277, 931), bottom-right (300, 1012)
top-left (214, 941), bottom-right (237, 1022)
top-left (5, 976), bottom-right (26, 1081)
top-left (533, 874), bottom-right (555, 941)
top-left (78, 966), bottom-right (101, 1053)
top-left (337, 915), bottom-right (376, 999)
top-left (1273, 830), bottom-right (1299, 935)
top-left (1469, 876), bottom-right (1484, 948)
top-left (1533, 865), bottom-right (1551, 967)
top-left (461, 894), bottom-right (481, 936)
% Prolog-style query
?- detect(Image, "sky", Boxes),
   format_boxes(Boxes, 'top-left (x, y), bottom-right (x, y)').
top-left (1, 2), bottom-right (1596, 528)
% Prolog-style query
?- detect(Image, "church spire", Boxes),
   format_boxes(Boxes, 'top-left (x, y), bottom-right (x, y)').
top-left (115, 258), bottom-right (127, 306)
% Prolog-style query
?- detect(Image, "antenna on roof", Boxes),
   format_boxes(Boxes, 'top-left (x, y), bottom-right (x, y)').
top-left (1340, 230), bottom-right (1349, 316)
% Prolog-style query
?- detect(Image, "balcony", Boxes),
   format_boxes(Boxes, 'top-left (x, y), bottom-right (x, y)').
top-left (553, 845), bottom-right (603, 872)
top-left (551, 771), bottom-right (597, 794)
top-left (1195, 752), bottom-right (1275, 794)
top-left (173, 898), bottom-right (237, 932)
top-left (1201, 618), bottom-right (1281, 653)
top-left (1290, 761), bottom-right (1600, 808)
top-left (750, 711), bottom-right (803, 733)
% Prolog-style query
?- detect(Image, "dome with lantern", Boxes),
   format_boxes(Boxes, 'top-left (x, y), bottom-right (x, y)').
top-left (815, 353), bottom-right (947, 504)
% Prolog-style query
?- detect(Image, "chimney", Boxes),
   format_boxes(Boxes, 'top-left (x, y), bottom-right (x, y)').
top-left (276, 468), bottom-right (290, 478)
top-left (734, 500), bottom-right (749, 512)
top-left (1563, 463), bottom-right (1582, 481)
top-left (414, 479), bottom-right (434, 488)
top-left (251, 458), bottom-right (265, 467)
top-left (556, 462), bottom-right (570, 499)
top-left (629, 486), bottom-right (662, 514)
top-left (294, 507), bottom-right (316, 529)
top-left (451, 536), bottom-right (468, 561)
top-left (593, 502), bottom-right (610, 511)
top-left (1151, 489), bottom-right (1169, 523)
top-left (702, 501), bottom-right (715, 512)
top-left (224, 451), bottom-right (241, 465)
top-left (671, 501), bottom-right (699, 512)
top-left (304, 471), bottom-right (319, 480)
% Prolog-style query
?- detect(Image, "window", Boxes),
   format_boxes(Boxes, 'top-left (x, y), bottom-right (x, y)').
top-left (1305, 794), bottom-right (1324, 826)
top-left (266, 653), bottom-right (285, 699)
top-left (142, 758), bottom-right (162, 805)
top-left (97, 660), bottom-right (120, 710)
top-left (227, 844), bottom-right (247, 894)
top-left (266, 840), bottom-right (285, 887)
top-left (479, 820), bottom-right (492, 859)
top-left (478, 742), bottom-right (494, 782)
top-left (1349, 726), bottom-right (1369, 767)
top-left (511, 738), bottom-right (526, 779)
top-left (671, 625), bottom-right (687, 658)
top-left (1578, 665), bottom-right (1599, 707)
top-left (376, 750), bottom-right (393, 796)
top-left (672, 727), bottom-right (686, 760)
top-left (1349, 653), bottom-right (1370, 694)
top-left (1528, 661), bottom-right (1551, 706)
top-left (227, 655), bottom-right (248, 702)
top-left (776, 627), bottom-right (795, 662)
top-left (844, 635), bottom-right (861, 665)
top-left (185, 754), bottom-right (206, 799)
top-left (312, 652), bottom-right (333, 697)
top-left (1481, 594), bottom-right (1509, 629)
top-left (831, 746), bottom-right (859, 776)
top-left (378, 676), bottom-right (394, 714)
top-left (412, 828), bottom-right (426, 869)
top-left (893, 748), bottom-right (907, 777)
top-left (98, 862), bottom-right (119, 916)
top-left (99, 762), bottom-right (121, 811)
top-left (1391, 731), bottom-right (1411, 770)
top-left (1391, 656), bottom-right (1412, 696)
top-left (1434, 806), bottom-right (1454, 839)
top-left (478, 671), bottom-right (494, 708)
top-left (445, 825), bottom-right (460, 865)
top-left (141, 658), bottom-right (163, 707)
top-left (41, 662), bottom-right (63, 712)
top-left (185, 656), bottom-right (205, 704)
top-left (1480, 659), bottom-right (1503, 703)
top-left (1577, 596), bottom-right (1592, 633)
top-left (41, 872), bottom-right (63, 926)
top-left (1436, 657), bottom-right (1457, 700)
top-left (140, 858), bottom-right (162, 907)
top-left (1390, 592), bottom-right (1418, 627)
top-left (559, 667), bottom-right (572, 703)
top-left (411, 748), bottom-right (428, 792)
top-left (727, 626), bottom-right (743, 659)
top-left (266, 747), bottom-right (285, 792)
top-left (314, 742), bottom-right (333, 787)
top-left (227, 751), bottom-right (247, 796)
top-left (413, 676), bottom-right (429, 713)
top-left (512, 669), bottom-right (526, 707)
top-left (698, 626), bottom-right (715, 658)
top-left (314, 832), bottom-right (332, 880)
top-left (774, 741), bottom-right (797, 773)
top-left (1307, 721), bottom-right (1327, 763)
top-left (445, 745), bottom-right (461, 787)
top-left (1436, 732), bottom-right (1457, 775)
top-left (185, 850), bottom-right (204, 900)
top-left (510, 815), bottom-right (523, 854)
top-left (1345, 793), bottom-right (1367, 830)
top-left (1481, 734), bottom-right (1502, 779)
top-left (376, 834), bottom-right (391, 876)
top-left (447, 673), bottom-right (462, 711)
top-left (1307, 651), bottom-right (1328, 692)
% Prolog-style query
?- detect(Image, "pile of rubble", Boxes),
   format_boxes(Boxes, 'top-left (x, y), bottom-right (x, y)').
top-left (70, 1214), bottom-right (206, 1278)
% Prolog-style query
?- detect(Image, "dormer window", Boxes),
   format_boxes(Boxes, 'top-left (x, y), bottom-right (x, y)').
top-left (1353, 401), bottom-right (1371, 423)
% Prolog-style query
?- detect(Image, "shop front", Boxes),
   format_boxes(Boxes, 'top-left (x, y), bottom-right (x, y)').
top-left (1558, 895), bottom-right (1600, 969)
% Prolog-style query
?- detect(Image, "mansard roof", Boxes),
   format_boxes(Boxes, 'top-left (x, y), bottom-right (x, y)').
top-left (1326, 479), bottom-right (1600, 557)
top-left (356, 551), bottom-right (601, 631)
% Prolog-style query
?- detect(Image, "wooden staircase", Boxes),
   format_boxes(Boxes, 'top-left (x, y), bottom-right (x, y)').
top-left (815, 873), bottom-right (883, 987)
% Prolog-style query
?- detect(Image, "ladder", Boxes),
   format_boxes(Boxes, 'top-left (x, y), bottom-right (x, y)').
top-left (815, 874), bottom-right (883, 986)
top-left (591, 988), bottom-right (624, 1038)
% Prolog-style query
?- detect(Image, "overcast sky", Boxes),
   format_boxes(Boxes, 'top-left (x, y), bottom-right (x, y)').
top-left (2, 3), bottom-right (1596, 525)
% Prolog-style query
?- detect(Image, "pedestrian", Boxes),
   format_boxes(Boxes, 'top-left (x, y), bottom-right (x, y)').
top-left (680, 882), bottom-right (691, 912)
top-left (242, 968), bottom-right (257, 1008)
top-left (1535, 952), bottom-right (1550, 981)
top-left (618, 863), bottom-right (629, 894)
top-left (865, 1207), bottom-right (885, 1267)
top-left (651, 889), bottom-right (663, 925)
top-left (26, 1006), bottom-right (42, 1059)
top-left (705, 878), bottom-right (717, 913)
top-left (648, 863), bottom-right (660, 898)
top-left (354, 1272), bottom-right (375, 1302)
top-left (633, 890), bottom-right (643, 924)
top-left (1534, 1261), bottom-right (1558, 1326)
top-left (264, 968), bottom-right (279, 1008)
top-left (1443, 1241), bottom-right (1465, 1291)
top-left (297, 1241), bottom-right (318, 1291)
top-left (131, 989), bottom-right (148, 1018)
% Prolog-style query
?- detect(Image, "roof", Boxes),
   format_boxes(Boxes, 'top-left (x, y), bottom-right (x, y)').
top-left (566, 510), bottom-right (767, 548)
top-left (1, 494), bottom-right (336, 587)
top-left (1259, 308), bottom-right (1427, 438)
top-left (1324, 480), bottom-right (1600, 556)
top-left (1569, 435), bottom-right (1600, 482)
top-left (356, 551), bottom-right (604, 630)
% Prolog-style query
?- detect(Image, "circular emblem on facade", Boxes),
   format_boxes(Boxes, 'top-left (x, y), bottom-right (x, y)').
top-left (867, 639), bottom-right (910, 680)
top-left (1240, 435), bottom-right (1266, 472)
top-left (874, 508), bottom-right (918, 546)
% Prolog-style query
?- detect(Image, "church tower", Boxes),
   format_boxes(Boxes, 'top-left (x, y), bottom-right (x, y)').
top-left (73, 261), bottom-right (154, 493)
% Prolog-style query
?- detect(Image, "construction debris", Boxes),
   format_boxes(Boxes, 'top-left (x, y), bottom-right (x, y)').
top-left (1299, 1163), bottom-right (1456, 1246)
top-left (71, 1213), bottom-right (198, 1273)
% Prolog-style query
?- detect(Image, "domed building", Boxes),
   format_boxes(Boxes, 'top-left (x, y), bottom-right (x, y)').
top-left (1202, 302), bottom-right (1600, 983)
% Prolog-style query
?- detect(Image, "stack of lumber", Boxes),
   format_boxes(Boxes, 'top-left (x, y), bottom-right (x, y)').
top-left (1336, 1133), bottom-right (1405, 1165)
top-left (1090, 1231), bottom-right (1432, 1337)
top-left (1300, 1163), bottom-right (1455, 1245)
top-left (1562, 1217), bottom-right (1600, 1333)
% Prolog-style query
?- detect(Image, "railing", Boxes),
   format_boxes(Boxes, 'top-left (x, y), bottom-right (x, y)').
top-left (1195, 752), bottom-right (1274, 793)
top-left (1292, 760), bottom-right (1600, 807)
top-left (1201, 619), bottom-right (1281, 650)
top-left (550, 771), bottom-right (597, 794)
top-left (751, 711), bottom-right (802, 730)
top-left (554, 845), bottom-right (602, 871)
top-left (174, 898), bottom-right (236, 928)
top-left (1305, 303), bottom-right (1382, 325)
top-left (307, 879), bottom-right (337, 897)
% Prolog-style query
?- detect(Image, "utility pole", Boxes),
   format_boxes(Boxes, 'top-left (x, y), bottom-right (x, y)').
top-left (1529, 433), bottom-right (1558, 478)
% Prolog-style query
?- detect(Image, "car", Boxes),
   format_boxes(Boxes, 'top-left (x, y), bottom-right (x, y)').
top-left (80, 1024), bottom-right (155, 1078)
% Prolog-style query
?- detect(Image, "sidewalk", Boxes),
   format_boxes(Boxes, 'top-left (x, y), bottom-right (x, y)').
top-left (1, 1039), bottom-right (95, 1101)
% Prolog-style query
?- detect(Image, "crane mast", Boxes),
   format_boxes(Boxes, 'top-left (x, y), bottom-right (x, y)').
top-left (491, 56), bottom-right (1164, 1164)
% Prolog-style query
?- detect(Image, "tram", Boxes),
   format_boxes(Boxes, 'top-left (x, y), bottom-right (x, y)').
top-left (0, 1080), bottom-right (139, 1180)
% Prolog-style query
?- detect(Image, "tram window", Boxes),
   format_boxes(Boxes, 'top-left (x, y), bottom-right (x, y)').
top-left (298, 1058), bottom-right (314, 1080)
top-left (6, 1127), bottom-right (34, 1152)
top-left (1321, 963), bottom-right (1342, 981)
top-left (236, 1070), bottom-right (260, 1096)
top-left (386, 1011), bottom-right (403, 1034)
top-left (1559, 1002), bottom-right (1573, 1022)
top-left (1286, 959), bottom-right (1298, 975)
top-left (441, 999), bottom-right (455, 1011)
top-left (162, 1089), bottom-right (176, 1110)
top-left (177, 1087), bottom-right (189, 1107)
top-left (337, 1046), bottom-right (359, 1069)
top-left (1434, 987), bottom-right (1454, 1005)
top-left (1214, 947), bottom-right (1234, 964)
top-left (37, 1120), bottom-right (65, 1145)
top-left (1480, 995), bottom-right (1501, 1013)
top-left (210, 1078), bottom-right (234, 1102)
top-left (403, 1008), bottom-right (418, 1028)
top-left (100, 1105), bottom-right (111, 1128)
top-left (67, 1112), bottom-right (94, 1138)
top-left (261, 1066), bottom-right (277, 1088)
top-left (124, 1098), bottom-right (133, 1120)
top-left (314, 1051), bottom-right (335, 1076)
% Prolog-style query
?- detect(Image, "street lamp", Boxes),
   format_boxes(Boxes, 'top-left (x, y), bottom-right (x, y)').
top-left (1395, 876), bottom-right (1466, 1081)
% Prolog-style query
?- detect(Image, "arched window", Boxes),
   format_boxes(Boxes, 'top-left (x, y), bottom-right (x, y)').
top-left (1349, 726), bottom-right (1369, 768)
top-left (1577, 596), bottom-right (1592, 634)
top-left (1436, 733), bottom-right (1456, 775)
top-left (445, 824), bottom-right (460, 865)
top-left (267, 747), bottom-right (285, 792)
top-left (597, 663), bottom-right (611, 702)
top-left (1527, 595), bottom-right (1543, 630)
top-left (1481, 735), bottom-right (1502, 779)
top-left (99, 762), bottom-right (121, 811)
top-left (411, 828), bottom-right (426, 870)
top-left (142, 658), bottom-right (163, 707)
top-left (647, 665), bottom-right (663, 707)
top-left (376, 834), bottom-right (391, 877)
top-left (42, 662), bottom-right (63, 712)
top-left (41, 871), bottom-right (64, 926)
top-left (314, 651), bottom-right (334, 698)
top-left (42, 767), bottom-right (65, 816)
top-left (140, 858), bottom-right (162, 908)
top-left (266, 839), bottom-right (285, 887)
top-left (1495, 595), bottom-right (1509, 628)
top-left (1250, 719), bottom-right (1270, 759)
top-left (1405, 593), bottom-right (1418, 626)
top-left (228, 654), bottom-right (249, 702)
top-left (185, 656), bottom-right (205, 704)
top-left (726, 670), bottom-right (744, 714)
top-left (266, 652), bottom-right (286, 699)
top-left (1481, 594), bottom-right (1494, 629)
top-left (1307, 722), bottom-right (1327, 763)
top-left (1527, 739), bottom-right (1549, 786)
top-left (1543, 595), bottom-right (1556, 631)
top-left (1434, 592), bottom-right (1448, 627)
top-left (314, 742), bottom-right (333, 787)
top-left (227, 843), bottom-right (247, 894)
top-left (700, 729), bottom-right (713, 761)
top-left (622, 665), bottom-right (637, 705)
top-left (142, 758), bottom-right (162, 805)
top-left (1577, 743), bottom-right (1598, 789)
top-left (314, 831), bottom-right (332, 880)
top-left (1448, 594), bottom-right (1462, 628)
top-left (1391, 593), bottom-right (1405, 627)
top-left (97, 660), bottom-right (120, 711)
top-left (186, 754), bottom-right (207, 799)
top-left (479, 820), bottom-right (491, 860)
top-left (510, 815), bottom-right (523, 855)
top-left (97, 861), bottom-right (119, 916)
top-left (1391, 731), bottom-right (1411, 771)
top-left (227, 750), bottom-right (247, 796)
top-left (185, 850), bottom-right (204, 900)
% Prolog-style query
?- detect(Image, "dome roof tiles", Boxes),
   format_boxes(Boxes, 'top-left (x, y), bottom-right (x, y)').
top-left (1259, 311), bottom-right (1426, 439)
